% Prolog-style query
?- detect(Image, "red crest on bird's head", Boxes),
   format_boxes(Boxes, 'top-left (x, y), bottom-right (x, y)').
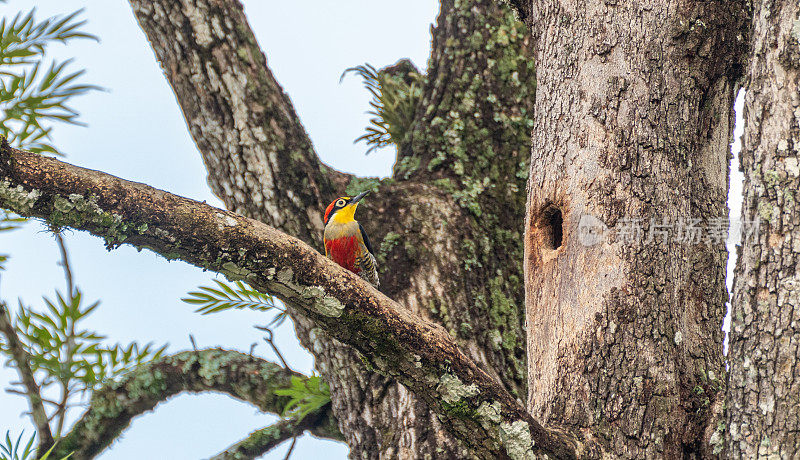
top-left (323, 199), bottom-right (339, 225)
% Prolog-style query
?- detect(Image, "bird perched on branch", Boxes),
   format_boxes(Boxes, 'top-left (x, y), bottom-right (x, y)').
top-left (323, 191), bottom-right (380, 287)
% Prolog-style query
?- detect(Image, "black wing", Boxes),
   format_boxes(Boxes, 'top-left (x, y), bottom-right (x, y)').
top-left (358, 222), bottom-right (374, 255)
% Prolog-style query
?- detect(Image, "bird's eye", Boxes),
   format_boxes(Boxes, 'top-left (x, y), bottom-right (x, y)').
top-left (336, 199), bottom-right (346, 207)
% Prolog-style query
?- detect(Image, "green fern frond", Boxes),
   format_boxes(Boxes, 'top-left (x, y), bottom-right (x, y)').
top-left (342, 60), bottom-right (423, 154)
top-left (0, 431), bottom-right (34, 460)
top-left (274, 375), bottom-right (331, 422)
top-left (3, 289), bottom-right (167, 392)
top-left (0, 9), bottom-right (97, 70)
top-left (182, 279), bottom-right (281, 315)
top-left (0, 7), bottom-right (98, 155)
top-left (1, 431), bottom-right (72, 460)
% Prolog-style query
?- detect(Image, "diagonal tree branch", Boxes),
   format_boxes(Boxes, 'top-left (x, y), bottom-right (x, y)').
top-left (128, 0), bottom-right (348, 245)
top-left (209, 413), bottom-right (322, 460)
top-left (126, 3), bottom-right (393, 454)
top-left (127, 1), bottom-right (538, 455)
top-left (0, 144), bottom-right (589, 459)
top-left (0, 302), bottom-right (56, 453)
top-left (52, 348), bottom-right (340, 459)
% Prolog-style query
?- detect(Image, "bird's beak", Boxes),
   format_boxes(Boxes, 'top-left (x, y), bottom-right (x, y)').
top-left (351, 190), bottom-right (370, 204)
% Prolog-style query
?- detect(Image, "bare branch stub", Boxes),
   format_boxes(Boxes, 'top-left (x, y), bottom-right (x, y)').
top-left (256, 325), bottom-right (292, 371)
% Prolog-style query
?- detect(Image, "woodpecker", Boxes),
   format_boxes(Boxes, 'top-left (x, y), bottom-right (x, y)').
top-left (323, 191), bottom-right (379, 287)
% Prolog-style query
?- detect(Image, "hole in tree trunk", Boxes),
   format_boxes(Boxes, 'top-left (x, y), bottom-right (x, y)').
top-left (542, 206), bottom-right (563, 250)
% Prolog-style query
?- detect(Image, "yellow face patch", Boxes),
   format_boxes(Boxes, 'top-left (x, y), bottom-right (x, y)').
top-left (332, 202), bottom-right (358, 224)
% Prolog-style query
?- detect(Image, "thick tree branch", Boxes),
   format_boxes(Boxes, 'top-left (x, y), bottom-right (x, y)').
top-left (406, 0), bottom-right (535, 192)
top-left (0, 145), bottom-right (588, 459)
top-left (51, 348), bottom-right (339, 459)
top-left (209, 414), bottom-right (321, 460)
top-left (0, 302), bottom-right (55, 453)
top-left (128, 0), bottom-right (348, 244)
top-left (396, 0), bottom-right (535, 257)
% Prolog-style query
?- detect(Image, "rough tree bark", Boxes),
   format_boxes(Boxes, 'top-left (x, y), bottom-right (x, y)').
top-left (727, 0), bottom-right (800, 456)
top-left (128, 0), bottom-right (536, 457)
top-left (520, 0), bottom-right (748, 457)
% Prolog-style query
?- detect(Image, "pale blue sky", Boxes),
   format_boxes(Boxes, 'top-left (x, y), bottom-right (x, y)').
top-left (0, 1), bottom-right (438, 458)
top-left (0, 1), bottom-right (746, 459)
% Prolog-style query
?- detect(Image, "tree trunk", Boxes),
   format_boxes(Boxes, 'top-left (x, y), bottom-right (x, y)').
top-left (520, 0), bottom-right (747, 456)
top-left (727, 0), bottom-right (800, 456)
top-left (10, 0), bottom-right (800, 456)
top-left (130, 0), bottom-right (535, 457)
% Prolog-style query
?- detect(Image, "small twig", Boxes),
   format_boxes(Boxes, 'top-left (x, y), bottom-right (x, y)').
top-left (283, 436), bottom-right (297, 460)
top-left (5, 388), bottom-right (61, 406)
top-left (0, 302), bottom-right (55, 452)
top-left (249, 342), bottom-right (257, 356)
top-left (39, 375), bottom-right (55, 387)
top-left (189, 334), bottom-right (198, 351)
top-left (255, 326), bottom-right (291, 372)
top-left (47, 402), bottom-right (81, 422)
top-left (54, 232), bottom-right (74, 297)
top-left (54, 232), bottom-right (77, 437)
top-left (54, 383), bottom-right (70, 437)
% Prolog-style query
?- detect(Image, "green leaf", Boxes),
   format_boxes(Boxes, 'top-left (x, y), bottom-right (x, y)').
top-left (2, 288), bottom-right (168, 416)
top-left (274, 375), bottom-right (331, 422)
